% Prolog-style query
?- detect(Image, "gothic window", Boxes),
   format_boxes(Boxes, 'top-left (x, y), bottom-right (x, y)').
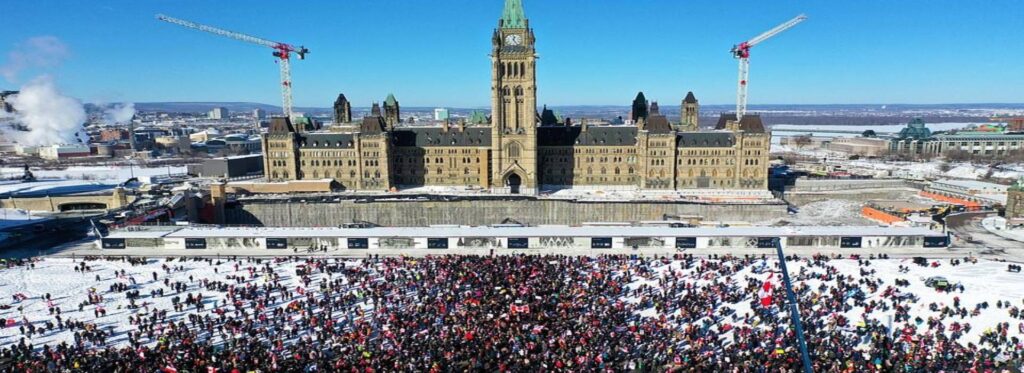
top-left (508, 142), bottom-right (521, 158)
top-left (350, 170), bottom-right (356, 178)
top-left (615, 167), bottom-right (620, 175)
top-left (464, 168), bottom-right (470, 175)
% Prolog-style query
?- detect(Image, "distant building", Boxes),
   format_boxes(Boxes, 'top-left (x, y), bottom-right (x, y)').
top-left (826, 137), bottom-right (890, 157)
top-left (891, 118), bottom-right (1024, 157)
top-left (1007, 117), bottom-right (1024, 133)
top-left (39, 144), bottom-right (91, 160)
top-left (433, 108), bottom-right (450, 121)
top-left (155, 135), bottom-right (191, 154)
top-left (187, 154), bottom-right (264, 179)
top-left (99, 128), bottom-right (129, 142)
top-left (252, 109), bottom-right (265, 120)
top-left (208, 107), bottom-right (229, 120)
top-left (15, 144), bottom-right (39, 156)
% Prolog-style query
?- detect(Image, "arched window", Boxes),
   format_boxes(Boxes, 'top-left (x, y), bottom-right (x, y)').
top-left (508, 142), bottom-right (521, 158)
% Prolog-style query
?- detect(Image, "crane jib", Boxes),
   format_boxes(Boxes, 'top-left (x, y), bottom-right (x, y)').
top-left (155, 13), bottom-right (307, 119)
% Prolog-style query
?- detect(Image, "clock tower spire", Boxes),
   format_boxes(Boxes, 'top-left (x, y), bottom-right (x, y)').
top-left (490, 0), bottom-right (537, 194)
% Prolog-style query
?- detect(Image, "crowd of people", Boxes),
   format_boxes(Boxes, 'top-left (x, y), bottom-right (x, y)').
top-left (0, 253), bottom-right (1022, 372)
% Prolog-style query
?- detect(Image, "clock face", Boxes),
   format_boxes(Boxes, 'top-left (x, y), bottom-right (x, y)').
top-left (505, 34), bottom-right (522, 46)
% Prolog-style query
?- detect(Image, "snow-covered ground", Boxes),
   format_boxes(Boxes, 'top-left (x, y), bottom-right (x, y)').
top-left (1, 256), bottom-right (1022, 352)
top-left (770, 144), bottom-right (1024, 182)
top-left (760, 199), bottom-right (871, 226)
top-left (632, 257), bottom-right (1024, 347)
top-left (771, 122), bottom-right (980, 135)
top-left (0, 165), bottom-right (187, 183)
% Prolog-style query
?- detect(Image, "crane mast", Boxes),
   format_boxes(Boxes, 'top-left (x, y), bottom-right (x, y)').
top-left (731, 14), bottom-right (806, 120)
top-left (156, 14), bottom-right (308, 120)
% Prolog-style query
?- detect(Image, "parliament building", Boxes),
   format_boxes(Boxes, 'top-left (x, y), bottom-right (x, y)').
top-left (262, 0), bottom-right (770, 195)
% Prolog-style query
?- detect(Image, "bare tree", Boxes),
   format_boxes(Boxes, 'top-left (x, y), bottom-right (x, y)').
top-left (792, 135), bottom-right (813, 149)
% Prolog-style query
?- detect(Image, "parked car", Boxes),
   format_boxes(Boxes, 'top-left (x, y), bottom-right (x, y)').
top-left (925, 276), bottom-right (949, 289)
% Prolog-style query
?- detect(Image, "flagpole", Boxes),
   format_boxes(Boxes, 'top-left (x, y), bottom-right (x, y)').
top-left (774, 237), bottom-right (814, 373)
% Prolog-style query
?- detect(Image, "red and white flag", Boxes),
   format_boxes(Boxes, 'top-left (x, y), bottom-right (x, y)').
top-left (758, 275), bottom-right (774, 307)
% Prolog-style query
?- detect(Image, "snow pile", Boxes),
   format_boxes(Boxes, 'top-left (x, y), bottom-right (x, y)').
top-left (763, 199), bottom-right (869, 226)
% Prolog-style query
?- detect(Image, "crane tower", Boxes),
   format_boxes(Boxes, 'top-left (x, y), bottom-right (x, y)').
top-left (731, 14), bottom-right (806, 120)
top-left (156, 14), bottom-right (308, 120)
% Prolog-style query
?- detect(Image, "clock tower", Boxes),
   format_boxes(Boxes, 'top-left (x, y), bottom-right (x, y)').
top-left (490, 0), bottom-right (537, 194)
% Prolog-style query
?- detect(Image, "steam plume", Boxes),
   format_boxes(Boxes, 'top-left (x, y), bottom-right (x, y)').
top-left (1, 76), bottom-right (88, 146)
top-left (104, 102), bottom-right (136, 124)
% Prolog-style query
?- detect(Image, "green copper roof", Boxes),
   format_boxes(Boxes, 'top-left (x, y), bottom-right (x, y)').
top-left (897, 118), bottom-right (932, 140)
top-left (384, 93), bottom-right (398, 107)
top-left (501, 0), bottom-right (527, 29)
top-left (469, 110), bottom-right (488, 125)
top-left (1011, 177), bottom-right (1024, 192)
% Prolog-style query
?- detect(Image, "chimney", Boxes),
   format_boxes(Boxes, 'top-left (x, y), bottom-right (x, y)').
top-left (458, 118), bottom-right (466, 132)
top-left (581, 118), bottom-right (588, 132)
top-left (442, 117), bottom-right (450, 132)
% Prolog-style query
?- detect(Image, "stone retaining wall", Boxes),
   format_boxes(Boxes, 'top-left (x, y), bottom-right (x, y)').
top-left (226, 199), bottom-right (789, 227)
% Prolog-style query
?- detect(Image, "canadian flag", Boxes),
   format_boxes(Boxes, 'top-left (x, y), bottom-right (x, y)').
top-left (758, 274), bottom-right (774, 307)
top-left (510, 304), bottom-right (530, 314)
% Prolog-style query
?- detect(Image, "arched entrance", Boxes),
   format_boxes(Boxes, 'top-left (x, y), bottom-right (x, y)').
top-left (506, 173), bottom-right (522, 194)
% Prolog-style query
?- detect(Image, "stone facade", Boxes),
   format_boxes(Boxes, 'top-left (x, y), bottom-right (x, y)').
top-left (261, 0), bottom-right (770, 194)
top-left (1007, 178), bottom-right (1024, 221)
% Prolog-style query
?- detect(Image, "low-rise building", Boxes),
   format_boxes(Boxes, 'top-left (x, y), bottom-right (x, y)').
top-left (826, 137), bottom-right (889, 157)
top-left (39, 144), bottom-right (92, 160)
top-left (187, 154), bottom-right (264, 179)
top-left (155, 135), bottom-right (191, 154)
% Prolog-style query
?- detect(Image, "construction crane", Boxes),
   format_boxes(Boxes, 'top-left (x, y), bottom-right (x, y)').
top-left (731, 14), bottom-right (806, 120)
top-left (156, 14), bottom-right (308, 119)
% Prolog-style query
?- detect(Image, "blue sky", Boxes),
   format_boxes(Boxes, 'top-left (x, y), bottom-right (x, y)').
top-left (1, 1), bottom-right (1021, 108)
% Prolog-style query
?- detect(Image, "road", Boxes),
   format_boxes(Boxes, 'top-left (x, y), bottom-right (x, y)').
top-left (946, 211), bottom-right (1023, 259)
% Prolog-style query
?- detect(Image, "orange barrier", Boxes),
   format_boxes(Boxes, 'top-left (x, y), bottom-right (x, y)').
top-left (919, 191), bottom-right (982, 211)
top-left (861, 206), bottom-right (904, 225)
